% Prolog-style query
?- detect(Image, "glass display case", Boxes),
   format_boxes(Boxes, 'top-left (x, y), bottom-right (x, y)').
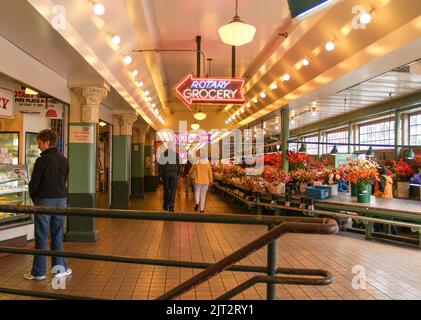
top-left (25, 132), bottom-right (40, 174)
top-left (0, 165), bottom-right (33, 226)
top-left (0, 132), bottom-right (19, 165)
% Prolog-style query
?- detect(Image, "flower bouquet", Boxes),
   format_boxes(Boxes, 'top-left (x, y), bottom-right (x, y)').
top-left (286, 151), bottom-right (311, 171)
top-left (290, 169), bottom-right (317, 193)
top-left (323, 167), bottom-right (343, 195)
top-left (249, 176), bottom-right (268, 193)
top-left (391, 159), bottom-right (417, 199)
top-left (343, 159), bottom-right (379, 203)
top-left (263, 166), bottom-right (290, 195)
top-left (264, 154), bottom-right (283, 167)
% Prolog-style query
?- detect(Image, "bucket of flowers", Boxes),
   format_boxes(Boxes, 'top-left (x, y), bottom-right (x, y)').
top-left (323, 167), bottom-right (343, 196)
top-left (391, 159), bottom-right (417, 199)
top-left (289, 169), bottom-right (317, 194)
top-left (345, 159), bottom-right (379, 203)
top-left (249, 176), bottom-right (268, 193)
top-left (263, 167), bottom-right (290, 195)
top-left (286, 151), bottom-right (311, 171)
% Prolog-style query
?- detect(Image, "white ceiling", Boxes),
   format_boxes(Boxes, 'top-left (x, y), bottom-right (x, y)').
top-left (139, 0), bottom-right (291, 112)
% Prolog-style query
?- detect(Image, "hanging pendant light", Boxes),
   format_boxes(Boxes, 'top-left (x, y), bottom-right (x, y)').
top-left (405, 147), bottom-right (416, 160)
top-left (330, 145), bottom-right (338, 154)
top-left (298, 138), bottom-right (307, 153)
top-left (218, 0), bottom-right (256, 47)
top-left (194, 106), bottom-right (207, 121)
top-left (191, 121), bottom-right (200, 130)
top-left (366, 146), bottom-right (375, 157)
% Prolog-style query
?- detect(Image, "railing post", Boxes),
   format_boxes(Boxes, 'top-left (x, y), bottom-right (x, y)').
top-left (267, 223), bottom-right (278, 300)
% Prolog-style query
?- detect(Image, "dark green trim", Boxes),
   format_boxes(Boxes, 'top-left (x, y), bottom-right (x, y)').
top-left (66, 193), bottom-right (98, 243)
top-left (144, 175), bottom-right (159, 192)
top-left (112, 136), bottom-right (131, 181)
top-left (131, 177), bottom-right (144, 199)
top-left (281, 106), bottom-right (289, 172)
top-left (144, 145), bottom-right (153, 176)
top-left (111, 181), bottom-right (129, 209)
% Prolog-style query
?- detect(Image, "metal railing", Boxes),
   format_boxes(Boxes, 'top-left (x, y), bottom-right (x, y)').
top-left (0, 205), bottom-right (338, 300)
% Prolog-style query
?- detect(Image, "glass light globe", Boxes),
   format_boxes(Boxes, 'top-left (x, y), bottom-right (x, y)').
top-left (194, 112), bottom-right (207, 121)
top-left (283, 74), bottom-right (291, 81)
top-left (302, 58), bottom-right (309, 66)
top-left (218, 17), bottom-right (256, 46)
top-left (191, 123), bottom-right (200, 130)
top-left (123, 55), bottom-right (132, 65)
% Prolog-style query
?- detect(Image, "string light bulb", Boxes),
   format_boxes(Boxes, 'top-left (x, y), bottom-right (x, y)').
top-left (131, 70), bottom-right (139, 77)
top-left (360, 11), bottom-right (372, 25)
top-left (260, 92), bottom-right (267, 99)
top-left (270, 82), bottom-right (278, 90)
top-left (325, 41), bottom-right (335, 51)
top-left (123, 55), bottom-right (132, 65)
top-left (93, 2), bottom-right (105, 16)
top-left (302, 58), bottom-right (310, 66)
top-left (137, 81), bottom-right (144, 88)
top-left (111, 35), bottom-right (121, 45)
top-left (283, 73), bottom-right (291, 81)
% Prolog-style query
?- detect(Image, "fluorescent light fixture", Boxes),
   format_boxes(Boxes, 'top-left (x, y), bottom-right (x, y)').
top-left (24, 87), bottom-right (39, 95)
top-left (294, 0), bottom-right (338, 20)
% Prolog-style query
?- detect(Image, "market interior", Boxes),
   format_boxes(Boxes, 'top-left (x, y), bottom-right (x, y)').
top-left (0, 0), bottom-right (420, 301)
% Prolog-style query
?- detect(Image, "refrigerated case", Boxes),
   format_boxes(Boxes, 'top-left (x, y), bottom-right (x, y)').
top-left (0, 165), bottom-right (33, 227)
top-left (0, 132), bottom-right (19, 165)
top-left (25, 132), bottom-right (40, 174)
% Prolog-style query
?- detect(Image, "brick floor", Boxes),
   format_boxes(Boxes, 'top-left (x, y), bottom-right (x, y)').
top-left (1, 187), bottom-right (421, 300)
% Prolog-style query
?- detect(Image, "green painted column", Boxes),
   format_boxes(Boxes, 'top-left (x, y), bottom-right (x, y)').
top-left (111, 114), bottom-right (138, 209)
top-left (131, 125), bottom-right (148, 199)
top-left (144, 131), bottom-right (158, 192)
top-left (395, 110), bottom-right (402, 160)
top-left (65, 84), bottom-right (109, 242)
top-left (281, 105), bottom-right (289, 172)
top-left (317, 130), bottom-right (322, 158)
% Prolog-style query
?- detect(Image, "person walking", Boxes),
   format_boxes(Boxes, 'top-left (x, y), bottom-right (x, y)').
top-left (189, 154), bottom-right (213, 213)
top-left (158, 147), bottom-right (181, 212)
top-left (24, 129), bottom-right (72, 280)
top-left (183, 160), bottom-right (193, 197)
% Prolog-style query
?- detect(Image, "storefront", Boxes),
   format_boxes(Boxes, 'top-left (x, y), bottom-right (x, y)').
top-left (0, 74), bottom-right (68, 247)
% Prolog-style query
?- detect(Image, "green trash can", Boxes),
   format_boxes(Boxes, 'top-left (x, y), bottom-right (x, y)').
top-left (357, 183), bottom-right (372, 203)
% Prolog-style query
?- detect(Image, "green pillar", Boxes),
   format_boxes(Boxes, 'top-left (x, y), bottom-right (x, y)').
top-left (281, 105), bottom-right (289, 172)
top-left (131, 124), bottom-right (148, 199)
top-left (395, 110), bottom-right (402, 160)
top-left (317, 130), bottom-right (322, 158)
top-left (111, 114), bottom-right (137, 209)
top-left (65, 84), bottom-right (109, 242)
top-left (144, 131), bottom-right (158, 192)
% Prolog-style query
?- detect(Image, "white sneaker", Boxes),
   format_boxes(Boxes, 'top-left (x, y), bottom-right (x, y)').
top-left (53, 268), bottom-right (72, 278)
top-left (24, 273), bottom-right (46, 281)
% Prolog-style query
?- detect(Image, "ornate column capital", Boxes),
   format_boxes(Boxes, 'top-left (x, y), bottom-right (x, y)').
top-left (113, 113), bottom-right (139, 136)
top-left (68, 82), bottom-right (110, 123)
top-left (134, 124), bottom-right (149, 144)
top-left (145, 131), bottom-right (156, 146)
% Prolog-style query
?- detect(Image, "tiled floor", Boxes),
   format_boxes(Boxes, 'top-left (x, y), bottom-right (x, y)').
top-left (1, 186), bottom-right (421, 300)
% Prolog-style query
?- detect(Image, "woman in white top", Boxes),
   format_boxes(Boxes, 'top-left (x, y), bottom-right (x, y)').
top-left (189, 155), bottom-right (213, 213)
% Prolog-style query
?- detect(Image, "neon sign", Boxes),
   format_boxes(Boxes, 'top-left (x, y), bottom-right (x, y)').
top-left (174, 74), bottom-right (245, 109)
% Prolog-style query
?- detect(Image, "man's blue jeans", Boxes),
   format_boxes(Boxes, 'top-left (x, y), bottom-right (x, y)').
top-left (31, 198), bottom-right (68, 277)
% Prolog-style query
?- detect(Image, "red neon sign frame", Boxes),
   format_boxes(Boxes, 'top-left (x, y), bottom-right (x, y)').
top-left (174, 74), bottom-right (245, 110)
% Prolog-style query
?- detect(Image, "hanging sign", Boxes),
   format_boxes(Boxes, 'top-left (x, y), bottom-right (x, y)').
top-left (0, 88), bottom-right (14, 118)
top-left (174, 74), bottom-right (245, 109)
top-left (14, 89), bottom-right (64, 119)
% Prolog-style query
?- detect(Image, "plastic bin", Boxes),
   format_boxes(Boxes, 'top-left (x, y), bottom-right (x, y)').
top-left (306, 186), bottom-right (331, 200)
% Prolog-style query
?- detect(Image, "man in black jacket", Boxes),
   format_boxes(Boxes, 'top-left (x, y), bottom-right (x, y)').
top-left (158, 147), bottom-right (181, 212)
top-left (24, 129), bottom-right (72, 281)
